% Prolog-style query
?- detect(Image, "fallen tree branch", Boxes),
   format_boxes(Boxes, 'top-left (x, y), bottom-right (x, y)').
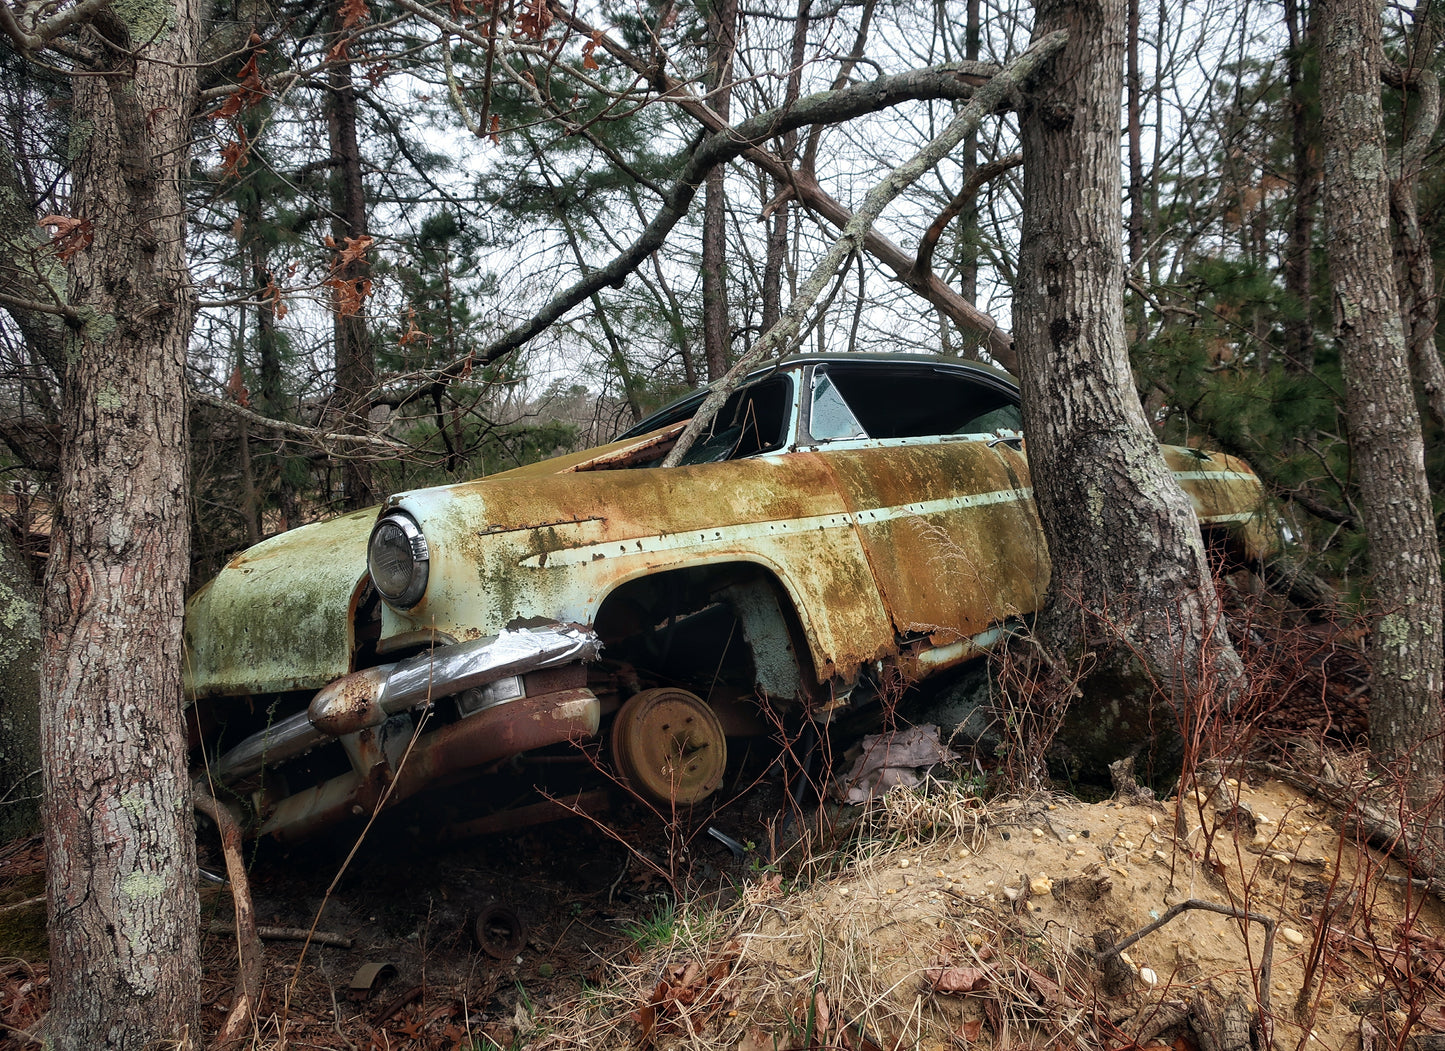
top-left (660, 30), bottom-right (1067, 468)
top-left (0, 895), bottom-right (44, 914)
top-left (1245, 756), bottom-right (1445, 883)
top-left (206, 922), bottom-right (355, 949)
top-left (392, 60), bottom-right (1013, 400)
top-left (1095, 898), bottom-right (1276, 1049)
top-left (912, 153), bottom-right (1022, 280)
top-left (191, 390), bottom-right (410, 457)
top-left (194, 785), bottom-right (264, 1050)
top-left (551, 0), bottom-right (1016, 366)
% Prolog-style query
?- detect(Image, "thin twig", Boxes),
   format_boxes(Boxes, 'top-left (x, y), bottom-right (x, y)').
top-left (1095, 897), bottom-right (1276, 1047)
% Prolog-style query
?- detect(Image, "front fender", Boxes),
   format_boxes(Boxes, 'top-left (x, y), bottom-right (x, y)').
top-left (184, 508), bottom-right (377, 699)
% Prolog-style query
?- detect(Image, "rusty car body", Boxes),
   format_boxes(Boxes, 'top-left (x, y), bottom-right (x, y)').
top-left (184, 354), bottom-right (1274, 840)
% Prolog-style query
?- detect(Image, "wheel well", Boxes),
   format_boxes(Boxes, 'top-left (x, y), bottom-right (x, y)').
top-left (1201, 522), bottom-right (1258, 576)
top-left (593, 562), bottom-right (817, 702)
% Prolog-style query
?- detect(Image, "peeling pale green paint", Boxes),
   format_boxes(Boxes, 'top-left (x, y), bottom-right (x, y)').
top-left (121, 871), bottom-right (166, 900)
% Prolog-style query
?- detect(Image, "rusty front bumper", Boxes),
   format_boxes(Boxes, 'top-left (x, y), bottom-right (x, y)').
top-left (207, 626), bottom-right (601, 841)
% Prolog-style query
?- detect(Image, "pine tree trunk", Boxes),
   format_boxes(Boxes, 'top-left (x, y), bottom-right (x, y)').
top-left (761, 0), bottom-right (811, 336)
top-left (1283, 0), bottom-right (1320, 374)
top-left (328, 0), bottom-right (377, 508)
top-left (960, 0), bottom-right (981, 312)
top-left (1320, 0), bottom-right (1444, 811)
top-left (1125, 0), bottom-right (1144, 272)
top-left (1387, 1), bottom-right (1445, 428)
top-left (1012, 0), bottom-right (1242, 759)
top-left (701, 0), bottom-right (738, 381)
top-left (39, 0), bottom-right (202, 1044)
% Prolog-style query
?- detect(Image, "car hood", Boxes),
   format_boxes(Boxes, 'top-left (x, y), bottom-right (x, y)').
top-left (184, 508), bottom-right (378, 699)
top-left (183, 427), bottom-right (681, 699)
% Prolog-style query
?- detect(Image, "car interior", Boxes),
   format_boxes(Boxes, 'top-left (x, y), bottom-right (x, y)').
top-left (817, 363), bottom-right (1022, 439)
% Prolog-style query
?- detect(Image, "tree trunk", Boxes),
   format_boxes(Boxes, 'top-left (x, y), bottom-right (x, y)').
top-left (1283, 0), bottom-right (1320, 374)
top-left (1012, 0), bottom-right (1242, 769)
top-left (39, 0), bottom-right (202, 1043)
top-left (1387, 3), bottom-right (1445, 428)
top-left (0, 524), bottom-right (42, 842)
top-left (1319, 0), bottom-right (1444, 812)
top-left (761, 0), bottom-right (811, 335)
top-left (959, 0), bottom-right (981, 313)
top-left (1125, 0), bottom-right (1144, 273)
top-left (701, 0), bottom-right (738, 381)
top-left (328, 0), bottom-right (377, 509)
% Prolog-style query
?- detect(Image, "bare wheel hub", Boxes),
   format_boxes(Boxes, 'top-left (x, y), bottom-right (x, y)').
top-left (610, 687), bottom-right (727, 807)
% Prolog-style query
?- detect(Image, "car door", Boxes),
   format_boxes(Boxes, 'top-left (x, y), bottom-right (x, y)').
top-left (805, 361), bottom-right (1050, 659)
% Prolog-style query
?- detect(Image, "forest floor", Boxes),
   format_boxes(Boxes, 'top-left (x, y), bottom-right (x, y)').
top-left (5, 618), bottom-right (1443, 1051)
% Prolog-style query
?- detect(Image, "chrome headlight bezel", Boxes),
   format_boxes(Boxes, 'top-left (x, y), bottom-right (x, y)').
top-left (368, 511), bottom-right (430, 609)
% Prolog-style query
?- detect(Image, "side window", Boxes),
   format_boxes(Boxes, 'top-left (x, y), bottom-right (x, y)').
top-left (821, 363), bottom-right (1021, 439)
top-left (809, 372), bottom-right (868, 440)
top-left (675, 376), bottom-right (792, 464)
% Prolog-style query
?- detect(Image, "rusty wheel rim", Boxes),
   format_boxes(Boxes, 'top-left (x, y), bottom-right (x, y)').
top-left (609, 688), bottom-right (727, 807)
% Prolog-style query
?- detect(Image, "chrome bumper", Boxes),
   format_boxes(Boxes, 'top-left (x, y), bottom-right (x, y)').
top-left (211, 626), bottom-right (600, 785)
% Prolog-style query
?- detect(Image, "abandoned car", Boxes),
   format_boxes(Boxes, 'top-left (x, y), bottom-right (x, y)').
top-left (184, 353), bottom-right (1274, 840)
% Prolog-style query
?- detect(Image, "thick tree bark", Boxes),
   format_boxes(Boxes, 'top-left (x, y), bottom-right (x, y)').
top-left (0, 525), bottom-right (42, 842)
top-left (1012, 0), bottom-right (1242, 754)
top-left (1320, 0), bottom-right (1444, 812)
top-left (701, 0), bottom-right (737, 380)
top-left (39, 0), bottom-right (202, 1044)
top-left (327, 0), bottom-right (377, 510)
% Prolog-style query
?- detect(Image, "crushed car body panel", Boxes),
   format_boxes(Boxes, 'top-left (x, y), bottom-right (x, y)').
top-left (384, 451), bottom-right (898, 682)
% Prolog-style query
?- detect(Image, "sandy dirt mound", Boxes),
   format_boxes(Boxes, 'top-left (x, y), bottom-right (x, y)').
top-left (5, 765), bottom-right (1445, 1050)
top-left (535, 773), bottom-right (1445, 1051)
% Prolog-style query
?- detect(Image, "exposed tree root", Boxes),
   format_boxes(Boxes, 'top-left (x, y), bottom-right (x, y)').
top-left (193, 785), bottom-right (263, 1049)
top-left (1096, 898), bottom-right (1277, 1049)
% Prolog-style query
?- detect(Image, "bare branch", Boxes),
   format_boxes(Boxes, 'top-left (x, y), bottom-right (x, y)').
top-left (659, 30), bottom-right (1067, 468)
top-left (191, 391), bottom-right (410, 456)
top-left (912, 152), bottom-right (1021, 283)
top-left (390, 61), bottom-right (1008, 404)
top-left (193, 785), bottom-right (263, 1050)
top-left (0, 0), bottom-right (113, 52)
top-left (0, 288), bottom-right (81, 324)
top-left (550, 0), bottom-right (1016, 365)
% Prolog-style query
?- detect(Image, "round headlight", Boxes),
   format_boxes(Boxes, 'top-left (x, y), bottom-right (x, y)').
top-left (368, 512), bottom-right (430, 609)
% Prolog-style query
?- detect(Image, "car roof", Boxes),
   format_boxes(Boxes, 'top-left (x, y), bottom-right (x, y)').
top-left (620, 352), bottom-right (1019, 439)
